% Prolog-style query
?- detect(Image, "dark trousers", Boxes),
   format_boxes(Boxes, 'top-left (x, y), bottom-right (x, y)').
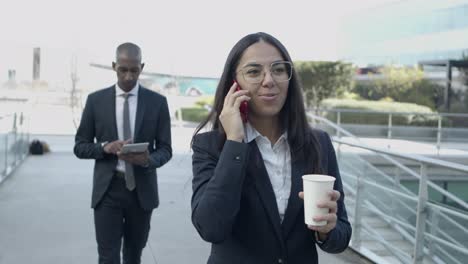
top-left (94, 176), bottom-right (153, 264)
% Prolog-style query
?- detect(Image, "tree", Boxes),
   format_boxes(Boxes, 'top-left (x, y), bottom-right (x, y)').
top-left (294, 61), bottom-right (354, 110)
top-left (375, 65), bottom-right (424, 99)
top-left (460, 52), bottom-right (468, 87)
top-left (353, 65), bottom-right (443, 110)
top-left (458, 52), bottom-right (468, 110)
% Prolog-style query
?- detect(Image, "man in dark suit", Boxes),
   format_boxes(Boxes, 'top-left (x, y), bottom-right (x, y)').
top-left (74, 42), bottom-right (172, 264)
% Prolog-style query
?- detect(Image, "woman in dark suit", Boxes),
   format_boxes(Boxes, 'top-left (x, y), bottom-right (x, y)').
top-left (190, 32), bottom-right (351, 264)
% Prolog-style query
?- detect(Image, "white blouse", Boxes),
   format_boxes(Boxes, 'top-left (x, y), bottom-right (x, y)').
top-left (245, 123), bottom-right (292, 222)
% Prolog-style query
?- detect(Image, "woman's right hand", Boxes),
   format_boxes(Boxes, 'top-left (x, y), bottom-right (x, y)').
top-left (219, 82), bottom-right (251, 142)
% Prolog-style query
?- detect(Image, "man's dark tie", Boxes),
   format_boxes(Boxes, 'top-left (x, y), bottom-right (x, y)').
top-left (123, 93), bottom-right (136, 191)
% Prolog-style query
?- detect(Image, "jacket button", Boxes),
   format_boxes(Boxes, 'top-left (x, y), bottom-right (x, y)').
top-left (278, 258), bottom-right (283, 263)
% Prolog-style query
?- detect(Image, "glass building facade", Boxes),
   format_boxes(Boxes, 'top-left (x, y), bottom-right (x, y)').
top-left (340, 0), bottom-right (468, 66)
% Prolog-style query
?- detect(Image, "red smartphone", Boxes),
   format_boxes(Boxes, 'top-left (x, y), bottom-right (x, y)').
top-left (234, 81), bottom-right (248, 123)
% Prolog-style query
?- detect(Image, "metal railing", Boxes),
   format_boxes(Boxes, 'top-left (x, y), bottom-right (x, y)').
top-left (0, 112), bottom-right (29, 183)
top-left (308, 113), bottom-right (468, 264)
top-left (312, 108), bottom-right (468, 150)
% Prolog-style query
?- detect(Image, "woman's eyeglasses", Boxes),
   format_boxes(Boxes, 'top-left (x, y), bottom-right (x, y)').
top-left (237, 61), bottom-right (293, 84)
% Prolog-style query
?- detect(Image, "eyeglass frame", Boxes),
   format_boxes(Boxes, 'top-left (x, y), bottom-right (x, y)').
top-left (235, 61), bottom-right (293, 84)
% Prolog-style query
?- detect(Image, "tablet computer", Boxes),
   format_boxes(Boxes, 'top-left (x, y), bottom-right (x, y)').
top-left (120, 142), bottom-right (149, 154)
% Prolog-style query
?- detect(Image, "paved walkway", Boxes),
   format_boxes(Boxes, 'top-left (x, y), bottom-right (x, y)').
top-left (0, 127), bottom-right (371, 264)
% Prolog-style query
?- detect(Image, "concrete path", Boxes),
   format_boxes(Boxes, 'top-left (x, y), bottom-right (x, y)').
top-left (0, 128), bottom-right (371, 264)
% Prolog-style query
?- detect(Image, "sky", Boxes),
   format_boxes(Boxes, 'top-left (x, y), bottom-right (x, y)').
top-left (0, 0), bottom-right (402, 90)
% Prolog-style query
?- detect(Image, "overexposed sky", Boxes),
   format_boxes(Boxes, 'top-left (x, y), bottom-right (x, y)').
top-left (0, 0), bottom-right (401, 90)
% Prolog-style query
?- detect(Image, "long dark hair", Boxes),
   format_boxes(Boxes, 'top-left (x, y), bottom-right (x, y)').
top-left (192, 32), bottom-right (322, 174)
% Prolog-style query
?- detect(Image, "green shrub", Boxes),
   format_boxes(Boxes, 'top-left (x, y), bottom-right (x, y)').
top-left (338, 91), bottom-right (362, 100)
top-left (323, 99), bottom-right (433, 112)
top-left (399, 79), bottom-right (444, 110)
top-left (352, 66), bottom-right (444, 110)
top-left (321, 99), bottom-right (450, 126)
top-left (180, 107), bottom-right (209, 123)
top-left (194, 96), bottom-right (215, 108)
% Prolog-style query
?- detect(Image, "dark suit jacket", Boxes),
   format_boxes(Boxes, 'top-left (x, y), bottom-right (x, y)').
top-left (191, 129), bottom-right (351, 264)
top-left (74, 85), bottom-right (172, 210)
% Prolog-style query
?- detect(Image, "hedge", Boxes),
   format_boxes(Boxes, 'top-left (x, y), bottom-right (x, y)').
top-left (194, 96), bottom-right (215, 108)
top-left (180, 107), bottom-right (209, 123)
top-left (320, 99), bottom-right (449, 126)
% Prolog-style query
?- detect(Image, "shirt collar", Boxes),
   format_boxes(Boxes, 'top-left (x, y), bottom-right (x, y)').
top-left (245, 122), bottom-right (260, 143)
top-left (115, 82), bottom-right (139, 97)
top-left (244, 122), bottom-right (288, 144)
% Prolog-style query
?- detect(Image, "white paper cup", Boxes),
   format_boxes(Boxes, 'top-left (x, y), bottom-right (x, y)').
top-left (302, 174), bottom-right (336, 226)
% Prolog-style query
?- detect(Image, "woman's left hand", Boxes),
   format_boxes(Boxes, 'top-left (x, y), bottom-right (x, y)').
top-left (298, 190), bottom-right (340, 240)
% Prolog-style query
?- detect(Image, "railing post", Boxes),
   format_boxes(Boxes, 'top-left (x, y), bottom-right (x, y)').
top-left (3, 132), bottom-right (8, 176)
top-left (19, 112), bottom-right (26, 160)
top-left (436, 115), bottom-right (442, 155)
top-left (394, 166), bottom-right (401, 185)
top-left (336, 111), bottom-right (341, 138)
top-left (387, 113), bottom-right (393, 139)
top-left (13, 113), bottom-right (18, 166)
top-left (351, 162), bottom-right (365, 249)
top-left (413, 163), bottom-right (428, 264)
top-left (177, 108), bottom-right (183, 127)
top-left (392, 167), bottom-right (401, 218)
top-left (26, 113), bottom-right (30, 157)
top-left (428, 207), bottom-right (440, 260)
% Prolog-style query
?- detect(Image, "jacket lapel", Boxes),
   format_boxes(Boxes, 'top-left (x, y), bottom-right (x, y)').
top-left (107, 86), bottom-right (118, 140)
top-left (248, 142), bottom-right (285, 248)
top-left (134, 85), bottom-right (146, 141)
top-left (281, 152), bottom-right (305, 238)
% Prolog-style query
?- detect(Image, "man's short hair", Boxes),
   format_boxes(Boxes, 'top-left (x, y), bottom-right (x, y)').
top-left (116, 42), bottom-right (142, 62)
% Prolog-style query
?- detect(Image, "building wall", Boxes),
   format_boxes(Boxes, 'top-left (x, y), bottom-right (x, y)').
top-left (340, 0), bottom-right (468, 66)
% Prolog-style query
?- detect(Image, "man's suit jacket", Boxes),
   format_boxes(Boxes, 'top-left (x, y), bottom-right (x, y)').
top-left (191, 129), bottom-right (351, 264)
top-left (74, 85), bottom-right (172, 210)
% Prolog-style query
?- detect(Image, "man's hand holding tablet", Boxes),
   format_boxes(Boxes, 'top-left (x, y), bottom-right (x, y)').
top-left (118, 142), bottom-right (150, 167)
top-left (120, 142), bottom-right (149, 154)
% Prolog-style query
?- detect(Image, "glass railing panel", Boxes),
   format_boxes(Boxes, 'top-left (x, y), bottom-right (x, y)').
top-left (309, 112), bottom-right (468, 263)
top-left (0, 115), bottom-right (13, 175)
top-left (0, 112), bottom-right (29, 180)
top-left (7, 131), bottom-right (16, 168)
top-left (335, 142), bottom-right (420, 261)
top-left (425, 204), bottom-right (468, 264)
top-left (0, 133), bottom-right (6, 176)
